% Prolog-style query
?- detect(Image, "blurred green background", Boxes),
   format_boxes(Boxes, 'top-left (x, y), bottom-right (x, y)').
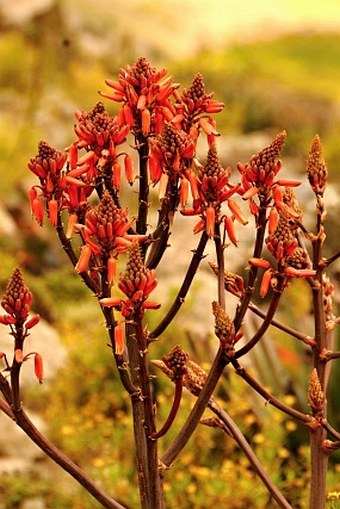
top-left (0, 0), bottom-right (340, 507)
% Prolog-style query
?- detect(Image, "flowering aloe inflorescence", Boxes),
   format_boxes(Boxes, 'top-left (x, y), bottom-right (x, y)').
top-left (0, 268), bottom-right (42, 383)
top-left (20, 56), bottom-right (339, 509)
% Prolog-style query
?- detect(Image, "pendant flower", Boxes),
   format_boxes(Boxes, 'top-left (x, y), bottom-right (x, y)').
top-left (180, 144), bottom-right (242, 241)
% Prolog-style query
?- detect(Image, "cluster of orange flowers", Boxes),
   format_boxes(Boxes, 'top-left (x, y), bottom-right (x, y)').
top-left (25, 55), bottom-right (322, 351)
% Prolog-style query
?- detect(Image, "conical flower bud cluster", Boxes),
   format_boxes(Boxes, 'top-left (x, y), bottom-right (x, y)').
top-left (164, 345), bottom-right (189, 379)
top-left (266, 210), bottom-right (298, 262)
top-left (1, 268), bottom-right (32, 321)
top-left (212, 301), bottom-right (235, 355)
top-left (75, 191), bottom-right (141, 278)
top-left (307, 135), bottom-right (328, 196)
top-left (118, 241), bottom-right (157, 302)
top-left (28, 141), bottom-right (67, 226)
top-left (308, 369), bottom-right (325, 419)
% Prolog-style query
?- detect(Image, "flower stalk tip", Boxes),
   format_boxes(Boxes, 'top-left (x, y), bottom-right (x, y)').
top-left (212, 301), bottom-right (235, 355)
top-left (307, 134), bottom-right (328, 196)
top-left (308, 368), bottom-right (325, 419)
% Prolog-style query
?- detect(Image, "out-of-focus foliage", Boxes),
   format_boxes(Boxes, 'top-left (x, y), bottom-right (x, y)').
top-left (172, 33), bottom-right (340, 172)
top-left (0, 473), bottom-right (75, 509)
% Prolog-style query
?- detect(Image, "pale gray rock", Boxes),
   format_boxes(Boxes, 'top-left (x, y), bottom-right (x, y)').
top-left (0, 319), bottom-right (66, 386)
top-left (0, 411), bottom-right (45, 469)
top-left (0, 201), bottom-right (17, 238)
top-left (0, 0), bottom-right (55, 26)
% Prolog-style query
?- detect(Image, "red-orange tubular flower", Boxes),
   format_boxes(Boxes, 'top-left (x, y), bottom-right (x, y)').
top-left (149, 122), bottom-right (196, 185)
top-left (237, 131), bottom-right (288, 211)
top-left (177, 73), bottom-right (224, 140)
top-left (181, 144), bottom-right (241, 241)
top-left (28, 141), bottom-right (67, 226)
top-left (75, 191), bottom-right (144, 281)
top-left (70, 102), bottom-right (130, 192)
top-left (101, 56), bottom-right (179, 137)
top-left (34, 353), bottom-right (44, 384)
top-left (266, 209), bottom-right (299, 262)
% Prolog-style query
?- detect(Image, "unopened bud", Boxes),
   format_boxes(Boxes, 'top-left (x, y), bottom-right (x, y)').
top-left (212, 301), bottom-right (235, 355)
top-left (308, 369), bottom-right (325, 418)
top-left (306, 135), bottom-right (328, 195)
top-left (25, 314), bottom-right (40, 329)
top-left (165, 345), bottom-right (188, 378)
top-left (34, 353), bottom-right (44, 383)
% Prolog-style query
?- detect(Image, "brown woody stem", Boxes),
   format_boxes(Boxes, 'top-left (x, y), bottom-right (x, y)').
top-left (125, 321), bottom-right (150, 509)
top-left (161, 348), bottom-right (226, 467)
top-left (323, 350), bottom-right (340, 360)
top-left (322, 420), bottom-right (340, 441)
top-left (134, 317), bottom-right (163, 508)
top-left (146, 176), bottom-right (180, 270)
top-left (248, 301), bottom-right (316, 346)
top-left (210, 400), bottom-right (294, 509)
top-left (323, 250), bottom-right (340, 267)
top-left (152, 378), bottom-right (183, 439)
top-left (56, 214), bottom-right (97, 293)
top-left (232, 360), bottom-right (311, 425)
top-left (309, 199), bottom-right (329, 509)
top-left (0, 396), bottom-right (14, 419)
top-left (161, 229), bottom-right (226, 466)
top-left (235, 277), bottom-right (284, 358)
top-left (100, 262), bottom-right (137, 396)
top-left (234, 205), bottom-right (267, 332)
top-left (149, 231), bottom-right (208, 339)
top-left (136, 136), bottom-right (149, 259)
top-left (0, 372), bottom-right (13, 407)
top-left (214, 223), bottom-right (226, 309)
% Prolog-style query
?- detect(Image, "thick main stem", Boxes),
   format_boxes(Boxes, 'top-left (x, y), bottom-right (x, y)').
top-left (126, 319), bottom-right (164, 509)
top-left (149, 231), bottom-right (208, 338)
top-left (125, 322), bottom-right (150, 509)
top-left (136, 135), bottom-right (149, 260)
top-left (134, 318), bottom-right (164, 509)
top-left (309, 196), bottom-right (329, 509)
top-left (309, 291), bottom-right (328, 509)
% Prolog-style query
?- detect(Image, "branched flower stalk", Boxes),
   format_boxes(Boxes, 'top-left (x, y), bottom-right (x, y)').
top-left (0, 57), bottom-right (339, 509)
